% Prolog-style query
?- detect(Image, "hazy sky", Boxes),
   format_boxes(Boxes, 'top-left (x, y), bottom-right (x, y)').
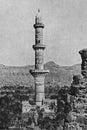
top-left (0, 0), bottom-right (87, 66)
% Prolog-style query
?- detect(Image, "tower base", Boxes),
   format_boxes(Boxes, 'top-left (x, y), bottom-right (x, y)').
top-left (30, 69), bottom-right (49, 106)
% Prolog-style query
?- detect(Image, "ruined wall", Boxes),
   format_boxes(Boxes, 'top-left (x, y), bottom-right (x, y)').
top-left (79, 49), bottom-right (87, 80)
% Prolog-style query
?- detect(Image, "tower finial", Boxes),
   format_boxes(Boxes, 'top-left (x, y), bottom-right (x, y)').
top-left (36, 8), bottom-right (40, 17)
top-left (38, 8), bottom-right (40, 13)
top-left (35, 9), bottom-right (42, 24)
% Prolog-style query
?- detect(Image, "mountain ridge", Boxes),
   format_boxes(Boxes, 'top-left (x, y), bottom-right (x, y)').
top-left (0, 61), bottom-right (81, 87)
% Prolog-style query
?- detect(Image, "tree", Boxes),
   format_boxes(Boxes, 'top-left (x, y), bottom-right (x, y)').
top-left (0, 93), bottom-right (22, 129)
top-left (42, 116), bottom-right (57, 130)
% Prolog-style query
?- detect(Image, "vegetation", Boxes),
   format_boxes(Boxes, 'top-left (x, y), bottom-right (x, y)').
top-left (0, 73), bottom-right (87, 130)
top-left (0, 93), bottom-right (22, 130)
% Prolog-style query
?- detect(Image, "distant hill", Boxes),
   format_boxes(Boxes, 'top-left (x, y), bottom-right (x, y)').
top-left (0, 61), bottom-right (81, 87)
top-left (44, 61), bottom-right (81, 86)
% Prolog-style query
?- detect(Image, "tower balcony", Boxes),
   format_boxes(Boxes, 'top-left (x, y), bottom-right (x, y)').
top-left (33, 44), bottom-right (46, 50)
top-left (30, 69), bottom-right (49, 77)
top-left (34, 23), bottom-right (44, 28)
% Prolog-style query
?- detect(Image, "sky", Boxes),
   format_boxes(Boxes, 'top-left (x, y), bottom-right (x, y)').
top-left (0, 0), bottom-right (87, 66)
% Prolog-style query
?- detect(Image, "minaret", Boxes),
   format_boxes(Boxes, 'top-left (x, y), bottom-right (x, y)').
top-left (30, 9), bottom-right (49, 106)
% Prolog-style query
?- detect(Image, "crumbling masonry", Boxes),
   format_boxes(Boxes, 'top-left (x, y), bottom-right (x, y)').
top-left (79, 48), bottom-right (87, 80)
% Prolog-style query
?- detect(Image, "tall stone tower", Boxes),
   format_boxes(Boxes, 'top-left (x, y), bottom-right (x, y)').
top-left (30, 10), bottom-right (49, 106)
top-left (79, 48), bottom-right (87, 80)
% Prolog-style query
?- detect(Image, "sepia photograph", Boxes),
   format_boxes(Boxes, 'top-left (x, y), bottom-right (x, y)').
top-left (0, 0), bottom-right (87, 130)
